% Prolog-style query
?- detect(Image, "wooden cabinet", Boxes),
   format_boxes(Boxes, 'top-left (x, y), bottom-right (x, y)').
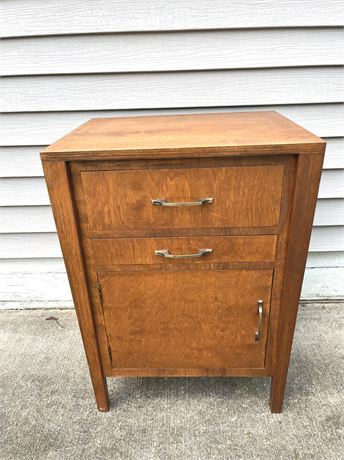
top-left (41, 112), bottom-right (325, 412)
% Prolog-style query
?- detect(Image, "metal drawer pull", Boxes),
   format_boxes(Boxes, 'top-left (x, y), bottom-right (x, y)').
top-left (151, 197), bottom-right (213, 207)
top-left (255, 300), bottom-right (264, 341)
top-left (155, 248), bottom-right (213, 259)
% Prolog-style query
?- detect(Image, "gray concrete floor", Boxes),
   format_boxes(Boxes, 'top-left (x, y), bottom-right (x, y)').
top-left (0, 304), bottom-right (343, 460)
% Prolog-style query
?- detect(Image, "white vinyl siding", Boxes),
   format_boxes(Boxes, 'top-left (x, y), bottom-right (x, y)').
top-left (0, 1), bottom-right (343, 308)
top-left (1, 0), bottom-right (343, 37)
top-left (1, 29), bottom-right (343, 75)
top-left (2, 68), bottom-right (343, 112)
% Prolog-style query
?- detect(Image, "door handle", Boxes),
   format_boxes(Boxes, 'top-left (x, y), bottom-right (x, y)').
top-left (151, 198), bottom-right (213, 207)
top-left (155, 248), bottom-right (213, 259)
top-left (255, 300), bottom-right (263, 341)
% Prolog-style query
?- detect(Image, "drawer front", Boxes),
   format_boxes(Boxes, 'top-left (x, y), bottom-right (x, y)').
top-left (92, 235), bottom-right (277, 266)
top-left (99, 269), bottom-right (272, 369)
top-left (81, 165), bottom-right (284, 234)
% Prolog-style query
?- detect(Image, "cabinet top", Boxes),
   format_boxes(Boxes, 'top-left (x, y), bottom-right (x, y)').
top-left (41, 111), bottom-right (324, 160)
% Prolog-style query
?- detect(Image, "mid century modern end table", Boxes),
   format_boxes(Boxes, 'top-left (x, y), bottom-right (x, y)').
top-left (41, 112), bottom-right (325, 412)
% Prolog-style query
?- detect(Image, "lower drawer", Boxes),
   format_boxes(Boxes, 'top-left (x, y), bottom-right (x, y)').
top-left (98, 269), bottom-right (273, 369)
top-left (92, 235), bottom-right (277, 266)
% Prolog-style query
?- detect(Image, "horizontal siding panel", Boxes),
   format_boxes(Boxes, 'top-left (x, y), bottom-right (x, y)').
top-left (312, 200), bottom-right (344, 226)
top-left (2, 170), bottom-right (341, 206)
top-left (1, 228), bottom-right (343, 259)
top-left (1, 0), bottom-right (343, 38)
top-left (0, 178), bottom-right (49, 206)
top-left (0, 233), bottom-right (62, 258)
top-left (323, 138), bottom-right (344, 169)
top-left (2, 28), bottom-right (343, 76)
top-left (1, 199), bottom-right (343, 233)
top-left (0, 146), bottom-right (43, 177)
top-left (0, 206), bottom-right (56, 233)
top-left (1, 105), bottom-right (343, 146)
top-left (306, 252), bottom-right (344, 267)
top-left (318, 170), bottom-right (344, 198)
top-left (0, 258), bottom-right (66, 273)
top-left (1, 137), bottom-right (342, 178)
top-left (2, 68), bottom-right (343, 112)
top-left (309, 227), bottom-right (344, 252)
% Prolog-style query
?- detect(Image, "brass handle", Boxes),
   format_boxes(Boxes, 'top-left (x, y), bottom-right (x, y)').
top-left (155, 248), bottom-right (213, 259)
top-left (255, 300), bottom-right (263, 341)
top-left (151, 198), bottom-right (213, 207)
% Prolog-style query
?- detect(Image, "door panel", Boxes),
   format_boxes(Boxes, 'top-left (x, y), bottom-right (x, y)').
top-left (99, 269), bottom-right (273, 369)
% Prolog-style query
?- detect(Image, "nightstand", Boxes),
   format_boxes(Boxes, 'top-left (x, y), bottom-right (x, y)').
top-left (41, 112), bottom-right (325, 412)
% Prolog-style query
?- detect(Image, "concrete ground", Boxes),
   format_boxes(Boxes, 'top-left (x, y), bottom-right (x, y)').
top-left (0, 304), bottom-right (343, 460)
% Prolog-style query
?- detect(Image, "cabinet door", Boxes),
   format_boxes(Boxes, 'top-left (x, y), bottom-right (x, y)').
top-left (99, 269), bottom-right (272, 370)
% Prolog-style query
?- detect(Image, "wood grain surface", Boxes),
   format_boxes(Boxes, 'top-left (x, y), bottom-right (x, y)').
top-left (41, 160), bottom-right (109, 411)
top-left (99, 269), bottom-right (273, 369)
top-left (42, 112), bottom-right (323, 156)
top-left (81, 165), bottom-right (284, 233)
top-left (92, 235), bottom-right (277, 266)
top-left (270, 149), bottom-right (325, 412)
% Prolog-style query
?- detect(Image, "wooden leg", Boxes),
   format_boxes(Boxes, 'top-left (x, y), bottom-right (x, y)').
top-left (270, 374), bottom-right (287, 413)
top-left (91, 374), bottom-right (109, 412)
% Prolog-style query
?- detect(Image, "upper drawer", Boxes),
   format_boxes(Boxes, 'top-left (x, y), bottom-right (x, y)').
top-left (81, 165), bottom-right (284, 234)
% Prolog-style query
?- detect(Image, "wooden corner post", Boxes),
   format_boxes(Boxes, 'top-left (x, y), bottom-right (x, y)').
top-left (42, 160), bottom-right (109, 411)
top-left (270, 148), bottom-right (325, 412)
